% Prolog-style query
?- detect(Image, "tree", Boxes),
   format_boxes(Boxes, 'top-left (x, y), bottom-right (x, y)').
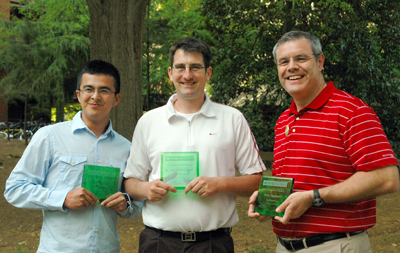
top-left (0, 0), bottom-right (90, 122)
top-left (142, 0), bottom-right (207, 110)
top-left (202, 0), bottom-right (400, 155)
top-left (86, 0), bottom-right (150, 139)
top-left (0, 19), bottom-right (89, 122)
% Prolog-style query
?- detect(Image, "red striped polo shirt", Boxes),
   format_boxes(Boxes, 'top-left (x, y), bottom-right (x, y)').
top-left (272, 81), bottom-right (399, 238)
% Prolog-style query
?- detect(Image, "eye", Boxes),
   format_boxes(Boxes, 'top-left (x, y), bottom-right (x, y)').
top-left (99, 89), bottom-right (111, 94)
top-left (190, 66), bottom-right (201, 72)
top-left (278, 60), bottom-right (289, 66)
top-left (296, 57), bottom-right (307, 62)
top-left (174, 66), bottom-right (185, 72)
top-left (84, 88), bottom-right (94, 93)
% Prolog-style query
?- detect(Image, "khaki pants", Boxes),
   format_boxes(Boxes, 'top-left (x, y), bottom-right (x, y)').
top-left (276, 231), bottom-right (372, 253)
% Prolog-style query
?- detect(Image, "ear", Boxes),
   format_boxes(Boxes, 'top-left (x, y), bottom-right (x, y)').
top-left (113, 93), bottom-right (121, 107)
top-left (206, 66), bottom-right (212, 82)
top-left (318, 54), bottom-right (325, 72)
top-left (76, 90), bottom-right (81, 103)
top-left (168, 67), bottom-right (173, 83)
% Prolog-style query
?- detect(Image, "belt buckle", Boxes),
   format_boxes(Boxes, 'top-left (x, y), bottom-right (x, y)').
top-left (181, 232), bottom-right (196, 242)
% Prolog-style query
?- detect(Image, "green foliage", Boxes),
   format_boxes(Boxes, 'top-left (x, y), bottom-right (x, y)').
top-left (143, 0), bottom-right (210, 108)
top-left (203, 0), bottom-right (400, 155)
top-left (0, 0), bottom-right (89, 121)
top-left (51, 103), bottom-right (81, 122)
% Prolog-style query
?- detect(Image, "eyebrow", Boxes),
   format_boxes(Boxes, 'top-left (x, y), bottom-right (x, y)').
top-left (278, 53), bottom-right (313, 61)
top-left (82, 84), bottom-right (112, 90)
top-left (174, 63), bottom-right (203, 67)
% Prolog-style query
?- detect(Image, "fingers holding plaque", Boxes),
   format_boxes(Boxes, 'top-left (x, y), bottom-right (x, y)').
top-left (255, 176), bottom-right (294, 217)
top-left (160, 152), bottom-right (199, 189)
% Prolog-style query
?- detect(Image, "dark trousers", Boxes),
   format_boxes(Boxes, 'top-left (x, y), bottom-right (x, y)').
top-left (138, 227), bottom-right (235, 253)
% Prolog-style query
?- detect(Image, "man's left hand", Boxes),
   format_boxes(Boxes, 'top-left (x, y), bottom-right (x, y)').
top-left (274, 191), bottom-right (313, 225)
top-left (184, 176), bottom-right (220, 197)
top-left (101, 192), bottom-right (127, 212)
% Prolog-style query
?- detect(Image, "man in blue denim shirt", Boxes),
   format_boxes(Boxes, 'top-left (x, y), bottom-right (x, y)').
top-left (4, 60), bottom-right (142, 253)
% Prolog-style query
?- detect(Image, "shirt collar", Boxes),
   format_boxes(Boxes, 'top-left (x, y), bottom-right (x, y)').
top-left (71, 111), bottom-right (115, 138)
top-left (289, 81), bottom-right (336, 115)
top-left (166, 93), bottom-right (216, 120)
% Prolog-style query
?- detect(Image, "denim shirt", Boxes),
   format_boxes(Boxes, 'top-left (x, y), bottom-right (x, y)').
top-left (4, 112), bottom-right (143, 253)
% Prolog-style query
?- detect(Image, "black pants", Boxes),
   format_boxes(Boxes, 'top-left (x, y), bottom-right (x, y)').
top-left (138, 227), bottom-right (235, 253)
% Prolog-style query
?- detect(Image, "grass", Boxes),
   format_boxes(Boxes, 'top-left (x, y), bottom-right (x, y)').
top-left (248, 245), bottom-right (274, 253)
top-left (6, 248), bottom-right (29, 253)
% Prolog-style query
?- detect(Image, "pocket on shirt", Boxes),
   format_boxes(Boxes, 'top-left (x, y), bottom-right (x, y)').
top-left (59, 155), bottom-right (88, 187)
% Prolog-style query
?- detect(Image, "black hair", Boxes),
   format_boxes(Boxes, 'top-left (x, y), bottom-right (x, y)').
top-left (169, 37), bottom-right (212, 69)
top-left (76, 60), bottom-right (121, 94)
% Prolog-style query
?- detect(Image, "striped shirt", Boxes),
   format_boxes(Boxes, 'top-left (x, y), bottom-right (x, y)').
top-left (272, 81), bottom-right (398, 238)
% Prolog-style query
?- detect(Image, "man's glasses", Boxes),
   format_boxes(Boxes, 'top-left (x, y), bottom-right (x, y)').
top-left (172, 65), bottom-right (206, 73)
top-left (276, 54), bottom-right (318, 67)
top-left (78, 87), bottom-right (116, 96)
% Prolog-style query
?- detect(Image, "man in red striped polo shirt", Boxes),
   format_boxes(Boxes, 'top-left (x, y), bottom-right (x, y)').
top-left (248, 30), bottom-right (399, 252)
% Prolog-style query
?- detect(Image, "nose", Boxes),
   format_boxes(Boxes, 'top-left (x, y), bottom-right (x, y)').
top-left (182, 67), bottom-right (194, 79)
top-left (90, 89), bottom-right (101, 100)
top-left (287, 58), bottom-right (299, 72)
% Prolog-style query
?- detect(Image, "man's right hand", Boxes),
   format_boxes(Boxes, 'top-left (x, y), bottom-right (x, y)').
top-left (145, 179), bottom-right (177, 202)
top-left (63, 188), bottom-right (98, 209)
top-left (248, 190), bottom-right (272, 223)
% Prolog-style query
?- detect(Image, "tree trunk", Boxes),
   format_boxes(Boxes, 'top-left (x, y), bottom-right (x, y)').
top-left (55, 98), bottom-right (65, 123)
top-left (86, 0), bottom-right (149, 140)
top-left (283, 1), bottom-right (295, 33)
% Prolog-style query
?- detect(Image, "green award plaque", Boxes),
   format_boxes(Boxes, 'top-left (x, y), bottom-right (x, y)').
top-left (82, 165), bottom-right (120, 201)
top-left (160, 152), bottom-right (199, 189)
top-left (255, 176), bottom-right (294, 217)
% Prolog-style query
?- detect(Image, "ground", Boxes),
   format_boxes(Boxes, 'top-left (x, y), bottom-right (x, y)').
top-left (0, 139), bottom-right (399, 253)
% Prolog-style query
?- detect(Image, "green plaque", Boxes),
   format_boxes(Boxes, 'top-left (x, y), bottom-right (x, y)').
top-left (82, 165), bottom-right (120, 201)
top-left (255, 176), bottom-right (294, 217)
top-left (160, 152), bottom-right (199, 189)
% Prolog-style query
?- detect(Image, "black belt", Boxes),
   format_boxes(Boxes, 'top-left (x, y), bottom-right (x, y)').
top-left (145, 226), bottom-right (231, 242)
top-left (278, 230), bottom-right (365, 251)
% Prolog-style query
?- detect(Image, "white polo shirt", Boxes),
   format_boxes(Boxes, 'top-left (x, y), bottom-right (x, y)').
top-left (124, 94), bottom-right (265, 232)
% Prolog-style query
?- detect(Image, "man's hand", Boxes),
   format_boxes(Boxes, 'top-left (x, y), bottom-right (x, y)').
top-left (145, 179), bottom-right (177, 202)
top-left (248, 190), bottom-right (272, 222)
top-left (184, 176), bottom-right (220, 197)
top-left (101, 192), bottom-right (127, 212)
top-left (274, 191), bottom-right (313, 225)
top-left (63, 188), bottom-right (98, 209)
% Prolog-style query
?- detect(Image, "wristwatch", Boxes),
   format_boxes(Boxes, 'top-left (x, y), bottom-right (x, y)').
top-left (312, 189), bottom-right (324, 207)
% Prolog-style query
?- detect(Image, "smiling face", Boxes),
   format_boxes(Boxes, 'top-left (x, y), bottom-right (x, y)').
top-left (276, 38), bottom-right (326, 110)
top-left (76, 73), bottom-right (120, 127)
top-left (168, 49), bottom-right (212, 105)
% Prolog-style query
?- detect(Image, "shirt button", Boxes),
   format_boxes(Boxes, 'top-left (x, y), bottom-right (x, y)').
top-left (71, 160), bottom-right (75, 164)
top-left (97, 160), bottom-right (100, 163)
top-left (293, 129), bottom-right (296, 133)
top-left (95, 229), bottom-right (98, 232)
top-left (296, 117), bottom-right (299, 120)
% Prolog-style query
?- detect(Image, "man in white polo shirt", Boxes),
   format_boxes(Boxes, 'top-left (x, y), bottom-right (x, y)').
top-left (124, 37), bottom-right (266, 252)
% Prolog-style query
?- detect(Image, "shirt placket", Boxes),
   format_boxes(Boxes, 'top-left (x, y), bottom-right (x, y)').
top-left (91, 138), bottom-right (101, 253)
top-left (187, 120), bottom-right (193, 146)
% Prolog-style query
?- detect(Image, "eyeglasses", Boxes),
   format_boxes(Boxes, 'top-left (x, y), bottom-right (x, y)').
top-left (78, 87), bottom-right (116, 96)
top-left (172, 65), bottom-right (206, 73)
top-left (276, 54), bottom-right (318, 67)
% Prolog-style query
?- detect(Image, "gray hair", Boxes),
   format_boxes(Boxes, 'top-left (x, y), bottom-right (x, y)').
top-left (272, 31), bottom-right (323, 62)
